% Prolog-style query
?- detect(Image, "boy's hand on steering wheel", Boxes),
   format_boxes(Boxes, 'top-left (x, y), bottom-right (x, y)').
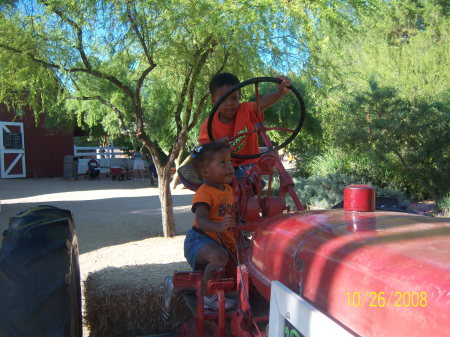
top-left (277, 75), bottom-right (291, 96)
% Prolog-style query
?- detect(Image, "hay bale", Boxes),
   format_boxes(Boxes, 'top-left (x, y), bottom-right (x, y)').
top-left (84, 262), bottom-right (191, 337)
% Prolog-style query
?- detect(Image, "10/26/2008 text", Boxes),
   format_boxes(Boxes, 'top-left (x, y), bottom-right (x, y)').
top-left (346, 291), bottom-right (428, 308)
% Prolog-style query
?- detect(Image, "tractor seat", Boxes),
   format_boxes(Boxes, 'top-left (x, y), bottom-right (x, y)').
top-left (177, 164), bottom-right (203, 191)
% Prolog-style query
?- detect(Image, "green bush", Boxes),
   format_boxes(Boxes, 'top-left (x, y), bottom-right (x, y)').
top-left (299, 144), bottom-right (447, 201)
top-left (305, 149), bottom-right (349, 177)
top-left (331, 81), bottom-right (449, 200)
top-left (438, 194), bottom-right (450, 214)
top-left (290, 173), bottom-right (407, 209)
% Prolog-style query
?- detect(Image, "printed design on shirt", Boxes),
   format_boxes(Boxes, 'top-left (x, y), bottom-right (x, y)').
top-left (229, 127), bottom-right (248, 154)
top-left (218, 196), bottom-right (233, 217)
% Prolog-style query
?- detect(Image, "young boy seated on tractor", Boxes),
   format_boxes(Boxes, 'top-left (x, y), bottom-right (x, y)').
top-left (183, 141), bottom-right (237, 311)
top-left (198, 72), bottom-right (291, 179)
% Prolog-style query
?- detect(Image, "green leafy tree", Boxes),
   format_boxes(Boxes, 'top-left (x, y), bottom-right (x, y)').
top-left (298, 0), bottom-right (449, 199)
top-left (335, 79), bottom-right (449, 199)
top-left (261, 76), bottom-right (324, 169)
top-left (0, 0), bottom-right (305, 236)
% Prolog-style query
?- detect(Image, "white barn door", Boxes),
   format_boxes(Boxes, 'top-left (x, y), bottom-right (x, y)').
top-left (0, 122), bottom-right (26, 178)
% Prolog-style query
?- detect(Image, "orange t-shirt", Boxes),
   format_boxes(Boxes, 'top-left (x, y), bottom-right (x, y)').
top-left (192, 184), bottom-right (235, 251)
top-left (199, 102), bottom-right (264, 167)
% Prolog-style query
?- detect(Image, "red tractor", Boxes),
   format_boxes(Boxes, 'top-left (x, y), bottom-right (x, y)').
top-left (166, 77), bottom-right (450, 337)
top-left (0, 78), bottom-right (448, 337)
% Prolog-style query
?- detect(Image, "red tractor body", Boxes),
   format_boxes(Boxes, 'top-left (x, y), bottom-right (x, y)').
top-left (246, 209), bottom-right (450, 336)
top-left (173, 203), bottom-right (450, 337)
top-left (170, 77), bottom-right (450, 337)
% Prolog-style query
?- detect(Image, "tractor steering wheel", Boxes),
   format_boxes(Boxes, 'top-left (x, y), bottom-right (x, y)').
top-left (207, 77), bottom-right (306, 159)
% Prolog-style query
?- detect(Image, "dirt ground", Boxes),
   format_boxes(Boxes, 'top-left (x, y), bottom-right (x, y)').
top-left (0, 159), bottom-right (297, 335)
top-left (0, 176), bottom-right (194, 273)
top-left (1, 176), bottom-right (195, 335)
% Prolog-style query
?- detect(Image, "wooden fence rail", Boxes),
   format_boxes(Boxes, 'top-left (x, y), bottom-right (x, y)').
top-left (73, 146), bottom-right (129, 158)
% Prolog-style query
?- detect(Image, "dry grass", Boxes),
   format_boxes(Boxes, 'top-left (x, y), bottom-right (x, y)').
top-left (84, 263), bottom-right (191, 337)
top-left (79, 236), bottom-right (191, 336)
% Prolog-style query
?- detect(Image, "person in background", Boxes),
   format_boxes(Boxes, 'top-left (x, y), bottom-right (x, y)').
top-left (149, 162), bottom-right (157, 186)
top-left (288, 153), bottom-right (294, 164)
top-left (133, 150), bottom-right (145, 180)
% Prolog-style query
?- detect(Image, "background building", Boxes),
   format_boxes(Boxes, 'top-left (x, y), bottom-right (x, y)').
top-left (0, 104), bottom-right (73, 178)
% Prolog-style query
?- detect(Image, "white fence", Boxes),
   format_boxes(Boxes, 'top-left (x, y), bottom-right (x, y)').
top-left (74, 146), bottom-right (149, 175)
top-left (74, 146), bottom-right (128, 159)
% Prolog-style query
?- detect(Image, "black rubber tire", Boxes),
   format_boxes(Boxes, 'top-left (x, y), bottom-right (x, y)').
top-left (0, 205), bottom-right (82, 337)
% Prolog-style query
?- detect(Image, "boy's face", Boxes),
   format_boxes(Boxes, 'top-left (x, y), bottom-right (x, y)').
top-left (201, 148), bottom-right (234, 187)
top-left (212, 85), bottom-right (241, 122)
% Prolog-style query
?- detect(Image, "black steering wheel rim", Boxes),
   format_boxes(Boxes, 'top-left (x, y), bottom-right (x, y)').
top-left (207, 77), bottom-right (306, 159)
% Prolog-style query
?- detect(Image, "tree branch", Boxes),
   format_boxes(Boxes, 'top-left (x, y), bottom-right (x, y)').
top-left (186, 47), bottom-right (229, 131)
top-left (183, 36), bottom-right (217, 127)
top-left (0, 43), bottom-right (59, 69)
top-left (393, 150), bottom-right (416, 172)
top-left (0, 42), bottom-right (136, 98)
top-left (41, 0), bottom-right (91, 70)
top-left (174, 69), bottom-right (193, 132)
top-left (136, 64), bottom-right (157, 97)
top-left (135, 131), bottom-right (164, 168)
top-left (188, 93), bottom-right (208, 132)
top-left (126, 0), bottom-right (156, 67)
top-left (68, 95), bottom-right (133, 137)
top-left (167, 128), bottom-right (188, 168)
top-left (216, 47), bottom-right (230, 75)
top-left (75, 68), bottom-right (137, 97)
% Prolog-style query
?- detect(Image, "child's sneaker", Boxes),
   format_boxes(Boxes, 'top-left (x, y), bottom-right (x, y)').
top-left (204, 294), bottom-right (236, 311)
top-left (162, 276), bottom-right (174, 320)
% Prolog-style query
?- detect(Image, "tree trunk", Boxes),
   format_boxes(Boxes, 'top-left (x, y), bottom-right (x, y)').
top-left (170, 171), bottom-right (180, 190)
top-left (141, 126), bottom-right (187, 237)
top-left (158, 166), bottom-right (176, 237)
top-left (170, 155), bottom-right (181, 190)
top-left (171, 153), bottom-right (192, 189)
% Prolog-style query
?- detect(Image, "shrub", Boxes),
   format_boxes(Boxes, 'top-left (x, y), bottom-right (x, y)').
top-left (289, 173), bottom-right (407, 209)
top-left (438, 193), bottom-right (450, 214)
top-left (332, 81), bottom-right (449, 200)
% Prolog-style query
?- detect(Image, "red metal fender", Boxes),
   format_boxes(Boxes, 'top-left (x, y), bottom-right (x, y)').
top-left (244, 210), bottom-right (450, 337)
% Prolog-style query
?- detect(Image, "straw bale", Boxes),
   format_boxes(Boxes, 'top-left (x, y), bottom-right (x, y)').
top-left (84, 262), bottom-right (192, 337)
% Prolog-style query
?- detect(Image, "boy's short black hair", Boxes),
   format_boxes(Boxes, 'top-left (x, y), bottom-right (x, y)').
top-left (209, 73), bottom-right (240, 96)
top-left (191, 141), bottom-right (229, 175)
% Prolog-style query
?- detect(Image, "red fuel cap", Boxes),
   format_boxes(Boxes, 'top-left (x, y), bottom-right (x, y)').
top-left (344, 185), bottom-right (375, 212)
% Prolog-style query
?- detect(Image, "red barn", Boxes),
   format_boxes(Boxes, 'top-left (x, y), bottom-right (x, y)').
top-left (0, 104), bottom-right (73, 178)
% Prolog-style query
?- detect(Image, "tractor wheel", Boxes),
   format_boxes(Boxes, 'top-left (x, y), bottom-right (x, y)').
top-left (0, 205), bottom-right (82, 337)
top-left (112, 175), bottom-right (117, 181)
top-left (118, 175), bottom-right (124, 181)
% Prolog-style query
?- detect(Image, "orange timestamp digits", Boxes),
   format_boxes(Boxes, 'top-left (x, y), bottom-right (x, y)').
top-left (346, 291), bottom-right (428, 308)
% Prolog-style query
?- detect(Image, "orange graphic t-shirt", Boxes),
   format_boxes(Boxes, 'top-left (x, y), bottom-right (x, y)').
top-left (192, 184), bottom-right (235, 251)
top-left (199, 102), bottom-right (264, 167)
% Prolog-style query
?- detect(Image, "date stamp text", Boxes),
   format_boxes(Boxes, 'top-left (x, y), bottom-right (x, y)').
top-left (346, 291), bottom-right (428, 308)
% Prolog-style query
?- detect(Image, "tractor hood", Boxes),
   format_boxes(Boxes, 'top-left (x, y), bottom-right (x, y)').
top-left (245, 209), bottom-right (450, 337)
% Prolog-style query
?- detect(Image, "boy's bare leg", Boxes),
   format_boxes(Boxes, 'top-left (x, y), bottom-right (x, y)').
top-left (196, 243), bottom-right (228, 295)
top-left (163, 243), bottom-right (228, 317)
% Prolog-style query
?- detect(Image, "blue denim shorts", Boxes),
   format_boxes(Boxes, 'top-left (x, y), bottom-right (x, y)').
top-left (184, 228), bottom-right (218, 271)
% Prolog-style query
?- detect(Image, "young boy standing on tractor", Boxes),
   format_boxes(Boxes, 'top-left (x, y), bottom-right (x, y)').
top-left (198, 72), bottom-right (291, 178)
